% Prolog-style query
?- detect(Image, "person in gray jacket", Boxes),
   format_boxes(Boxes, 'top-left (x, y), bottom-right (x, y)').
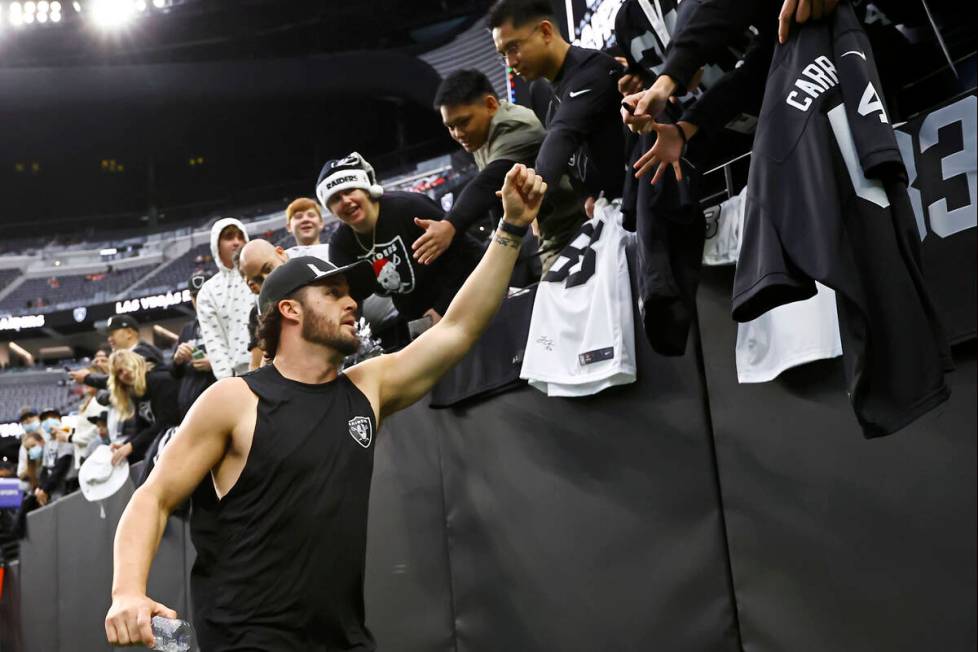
top-left (430, 68), bottom-right (585, 271)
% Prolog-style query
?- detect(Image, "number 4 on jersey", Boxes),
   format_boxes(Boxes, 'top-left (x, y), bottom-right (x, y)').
top-left (858, 82), bottom-right (888, 124)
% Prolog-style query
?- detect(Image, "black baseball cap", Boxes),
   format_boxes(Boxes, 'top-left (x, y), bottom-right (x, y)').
top-left (188, 271), bottom-right (208, 297)
top-left (19, 408), bottom-right (38, 422)
top-left (258, 256), bottom-right (377, 316)
top-left (106, 314), bottom-right (140, 332)
top-left (87, 410), bottom-right (109, 425)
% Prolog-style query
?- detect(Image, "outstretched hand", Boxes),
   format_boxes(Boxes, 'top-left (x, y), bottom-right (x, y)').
top-left (633, 121), bottom-right (696, 185)
top-left (496, 164), bottom-right (547, 227)
top-left (778, 0), bottom-right (839, 43)
top-left (412, 218), bottom-right (456, 265)
top-left (621, 74), bottom-right (679, 132)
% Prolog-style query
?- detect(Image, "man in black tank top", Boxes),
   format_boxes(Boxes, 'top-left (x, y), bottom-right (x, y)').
top-left (105, 164), bottom-right (548, 652)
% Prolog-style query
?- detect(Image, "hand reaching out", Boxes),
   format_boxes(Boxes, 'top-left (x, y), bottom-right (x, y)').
top-left (632, 121), bottom-right (697, 185)
top-left (778, 0), bottom-right (839, 43)
top-left (412, 218), bottom-right (456, 265)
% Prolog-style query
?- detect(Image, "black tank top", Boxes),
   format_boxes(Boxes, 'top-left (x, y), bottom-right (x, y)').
top-left (191, 364), bottom-right (378, 652)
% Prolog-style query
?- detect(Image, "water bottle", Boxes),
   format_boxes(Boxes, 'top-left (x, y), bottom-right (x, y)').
top-left (150, 616), bottom-right (196, 652)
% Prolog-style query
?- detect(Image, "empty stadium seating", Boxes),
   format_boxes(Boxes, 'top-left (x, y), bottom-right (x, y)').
top-left (0, 269), bottom-right (21, 292)
top-left (0, 264), bottom-right (159, 314)
top-left (0, 372), bottom-right (79, 424)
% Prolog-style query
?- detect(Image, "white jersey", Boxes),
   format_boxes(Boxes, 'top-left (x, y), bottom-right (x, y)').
top-left (736, 282), bottom-right (843, 383)
top-left (702, 185), bottom-right (746, 267)
top-left (520, 200), bottom-right (637, 397)
top-left (709, 188), bottom-right (843, 382)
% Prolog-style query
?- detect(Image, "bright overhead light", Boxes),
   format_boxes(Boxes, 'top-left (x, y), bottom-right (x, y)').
top-left (37, 11), bottom-right (47, 21)
top-left (23, 11), bottom-right (34, 22)
top-left (135, 0), bottom-right (145, 10)
top-left (51, 0), bottom-right (61, 10)
top-left (50, 10), bottom-right (61, 20)
top-left (90, 0), bottom-right (136, 29)
top-left (38, 0), bottom-right (49, 12)
top-left (72, 1), bottom-right (81, 11)
top-left (24, 1), bottom-right (35, 12)
top-left (152, 0), bottom-right (164, 7)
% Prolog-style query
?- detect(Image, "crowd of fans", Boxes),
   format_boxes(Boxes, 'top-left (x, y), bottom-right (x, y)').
top-left (1, 0), bottom-right (843, 557)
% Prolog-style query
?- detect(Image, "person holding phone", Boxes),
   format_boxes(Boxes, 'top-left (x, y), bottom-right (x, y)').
top-left (170, 271), bottom-right (217, 419)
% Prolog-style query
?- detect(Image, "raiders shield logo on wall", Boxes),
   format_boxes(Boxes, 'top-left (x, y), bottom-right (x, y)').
top-left (348, 416), bottom-right (373, 448)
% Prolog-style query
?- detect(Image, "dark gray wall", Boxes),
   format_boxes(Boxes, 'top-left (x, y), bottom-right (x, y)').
top-left (15, 471), bottom-right (192, 652)
top-left (697, 265), bottom-right (977, 652)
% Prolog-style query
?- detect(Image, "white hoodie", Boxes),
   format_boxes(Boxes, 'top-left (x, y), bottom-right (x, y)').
top-left (196, 217), bottom-right (255, 379)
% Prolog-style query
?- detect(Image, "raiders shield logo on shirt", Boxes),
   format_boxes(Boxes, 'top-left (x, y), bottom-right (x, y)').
top-left (360, 236), bottom-right (416, 295)
top-left (348, 416), bottom-right (373, 448)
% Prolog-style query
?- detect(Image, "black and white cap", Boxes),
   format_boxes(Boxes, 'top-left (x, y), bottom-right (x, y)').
top-left (105, 314), bottom-right (139, 332)
top-left (316, 152), bottom-right (384, 210)
top-left (257, 256), bottom-right (377, 316)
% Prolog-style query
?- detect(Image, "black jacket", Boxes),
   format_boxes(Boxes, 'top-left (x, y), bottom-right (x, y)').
top-left (535, 45), bottom-right (626, 199)
top-left (123, 369), bottom-right (182, 462)
top-left (171, 319), bottom-right (217, 419)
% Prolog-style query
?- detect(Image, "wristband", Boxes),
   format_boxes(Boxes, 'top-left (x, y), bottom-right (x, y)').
top-left (497, 219), bottom-right (529, 238)
top-left (673, 122), bottom-right (688, 148)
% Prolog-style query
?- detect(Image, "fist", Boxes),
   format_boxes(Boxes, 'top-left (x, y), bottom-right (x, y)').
top-left (497, 164), bottom-right (547, 227)
top-left (105, 593), bottom-right (178, 648)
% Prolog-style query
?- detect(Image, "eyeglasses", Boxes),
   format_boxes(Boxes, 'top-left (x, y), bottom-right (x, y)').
top-left (497, 23), bottom-right (541, 63)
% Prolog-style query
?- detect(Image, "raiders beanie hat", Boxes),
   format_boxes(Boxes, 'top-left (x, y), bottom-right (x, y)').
top-left (316, 152), bottom-right (384, 210)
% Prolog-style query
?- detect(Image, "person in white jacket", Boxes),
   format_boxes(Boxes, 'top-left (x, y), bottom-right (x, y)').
top-left (195, 217), bottom-right (254, 379)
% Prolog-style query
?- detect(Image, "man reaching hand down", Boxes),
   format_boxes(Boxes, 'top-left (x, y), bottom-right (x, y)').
top-left (105, 164), bottom-right (547, 651)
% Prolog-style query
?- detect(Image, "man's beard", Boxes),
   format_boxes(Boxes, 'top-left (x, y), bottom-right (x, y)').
top-left (301, 309), bottom-right (360, 356)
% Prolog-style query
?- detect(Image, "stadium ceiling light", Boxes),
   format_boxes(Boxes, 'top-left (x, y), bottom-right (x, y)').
top-left (37, 10), bottom-right (47, 21)
top-left (152, 0), bottom-right (164, 7)
top-left (23, 11), bottom-right (34, 22)
top-left (38, 0), bottom-right (48, 11)
top-left (135, 0), bottom-right (145, 10)
top-left (90, 0), bottom-right (136, 29)
top-left (50, 9), bottom-right (60, 21)
top-left (24, 1), bottom-right (35, 13)
top-left (72, 1), bottom-right (81, 11)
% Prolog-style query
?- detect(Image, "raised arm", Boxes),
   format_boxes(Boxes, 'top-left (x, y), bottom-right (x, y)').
top-left (104, 378), bottom-right (244, 648)
top-left (348, 164), bottom-right (546, 419)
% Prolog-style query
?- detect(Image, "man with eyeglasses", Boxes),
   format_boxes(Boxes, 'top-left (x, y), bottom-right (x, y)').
top-left (489, 0), bottom-right (626, 213)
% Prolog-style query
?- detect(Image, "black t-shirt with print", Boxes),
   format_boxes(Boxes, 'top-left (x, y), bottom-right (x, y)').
top-left (329, 191), bottom-right (483, 320)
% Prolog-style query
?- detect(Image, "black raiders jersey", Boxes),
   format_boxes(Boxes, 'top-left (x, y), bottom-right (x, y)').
top-left (731, 2), bottom-right (950, 438)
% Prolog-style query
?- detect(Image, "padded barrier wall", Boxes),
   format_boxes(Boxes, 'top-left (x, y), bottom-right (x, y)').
top-left (7, 261), bottom-right (975, 652)
top-left (696, 266), bottom-right (977, 652)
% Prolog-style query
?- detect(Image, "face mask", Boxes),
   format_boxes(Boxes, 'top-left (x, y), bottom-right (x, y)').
top-left (42, 418), bottom-right (60, 433)
top-left (28, 446), bottom-right (43, 461)
top-left (22, 421), bottom-right (40, 433)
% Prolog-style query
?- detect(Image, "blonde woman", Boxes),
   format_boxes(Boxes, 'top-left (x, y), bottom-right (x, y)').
top-left (107, 350), bottom-right (181, 468)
